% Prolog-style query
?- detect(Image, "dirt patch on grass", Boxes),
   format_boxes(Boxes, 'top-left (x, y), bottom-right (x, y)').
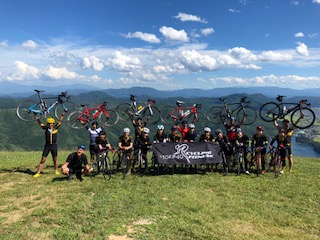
top-left (108, 219), bottom-right (154, 240)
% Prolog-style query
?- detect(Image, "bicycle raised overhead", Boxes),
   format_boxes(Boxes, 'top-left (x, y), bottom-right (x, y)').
top-left (160, 100), bottom-right (204, 125)
top-left (116, 95), bottom-right (160, 124)
top-left (206, 96), bottom-right (257, 125)
top-left (16, 89), bottom-right (77, 122)
top-left (259, 95), bottom-right (315, 129)
top-left (67, 101), bottom-right (119, 129)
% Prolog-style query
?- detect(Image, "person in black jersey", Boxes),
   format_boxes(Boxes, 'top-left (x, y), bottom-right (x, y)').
top-left (33, 111), bottom-right (66, 178)
top-left (61, 145), bottom-right (91, 181)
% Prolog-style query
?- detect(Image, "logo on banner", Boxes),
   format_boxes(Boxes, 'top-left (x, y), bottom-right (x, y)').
top-left (158, 143), bottom-right (214, 163)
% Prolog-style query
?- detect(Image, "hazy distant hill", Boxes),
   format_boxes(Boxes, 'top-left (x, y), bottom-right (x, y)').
top-left (0, 82), bottom-right (320, 99)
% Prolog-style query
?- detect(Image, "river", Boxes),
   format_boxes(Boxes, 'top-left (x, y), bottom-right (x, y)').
top-left (291, 136), bottom-right (320, 158)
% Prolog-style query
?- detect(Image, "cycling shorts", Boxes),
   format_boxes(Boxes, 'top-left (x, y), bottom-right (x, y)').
top-left (42, 144), bottom-right (58, 157)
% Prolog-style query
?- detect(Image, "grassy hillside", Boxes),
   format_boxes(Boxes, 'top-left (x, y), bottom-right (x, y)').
top-left (0, 151), bottom-right (319, 239)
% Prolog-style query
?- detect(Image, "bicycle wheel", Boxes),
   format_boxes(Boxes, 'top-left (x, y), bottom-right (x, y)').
top-left (290, 107), bottom-right (315, 129)
top-left (116, 103), bottom-right (132, 121)
top-left (104, 155), bottom-right (113, 178)
top-left (274, 153), bottom-right (281, 178)
top-left (120, 154), bottom-right (128, 178)
top-left (112, 152), bottom-right (121, 171)
top-left (236, 153), bottom-right (242, 176)
top-left (160, 106), bottom-right (178, 125)
top-left (206, 106), bottom-right (223, 124)
top-left (99, 109), bottom-right (119, 127)
top-left (187, 111), bottom-right (206, 124)
top-left (264, 152), bottom-right (272, 172)
top-left (55, 101), bottom-right (77, 122)
top-left (256, 155), bottom-right (260, 177)
top-left (16, 100), bottom-right (43, 122)
top-left (236, 106), bottom-right (257, 125)
top-left (96, 153), bottom-right (103, 173)
top-left (142, 106), bottom-right (160, 125)
top-left (259, 102), bottom-right (280, 122)
top-left (67, 110), bottom-right (88, 129)
top-left (221, 152), bottom-right (228, 176)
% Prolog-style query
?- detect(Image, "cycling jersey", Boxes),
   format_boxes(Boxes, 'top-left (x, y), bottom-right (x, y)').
top-left (251, 134), bottom-right (268, 153)
top-left (39, 122), bottom-right (61, 145)
top-left (168, 134), bottom-right (181, 142)
top-left (118, 135), bottom-right (133, 153)
top-left (137, 135), bottom-right (151, 153)
top-left (199, 134), bottom-right (215, 142)
top-left (224, 123), bottom-right (240, 142)
top-left (153, 132), bottom-right (168, 143)
top-left (66, 152), bottom-right (88, 170)
top-left (177, 126), bottom-right (189, 142)
top-left (185, 132), bottom-right (197, 142)
top-left (88, 127), bottom-right (102, 145)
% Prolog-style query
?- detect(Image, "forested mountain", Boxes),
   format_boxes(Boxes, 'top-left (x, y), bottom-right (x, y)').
top-left (0, 89), bottom-right (318, 151)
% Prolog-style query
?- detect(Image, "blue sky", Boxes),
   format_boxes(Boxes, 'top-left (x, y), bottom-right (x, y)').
top-left (0, 0), bottom-right (320, 91)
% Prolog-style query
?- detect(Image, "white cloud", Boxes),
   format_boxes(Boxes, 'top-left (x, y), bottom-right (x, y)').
top-left (125, 31), bottom-right (161, 44)
top-left (312, 0), bottom-right (320, 4)
top-left (0, 40), bottom-right (8, 48)
top-left (21, 40), bottom-right (38, 51)
top-left (82, 56), bottom-right (104, 71)
top-left (296, 42), bottom-right (309, 56)
top-left (291, 1), bottom-right (300, 6)
top-left (294, 32), bottom-right (304, 37)
top-left (6, 61), bottom-right (40, 81)
top-left (259, 51), bottom-right (293, 61)
top-left (201, 28), bottom-right (215, 36)
top-left (229, 9), bottom-right (240, 13)
top-left (109, 51), bottom-right (141, 71)
top-left (174, 12), bottom-right (207, 23)
top-left (308, 33), bottom-right (319, 39)
top-left (239, 0), bottom-right (248, 5)
top-left (159, 26), bottom-right (189, 42)
top-left (228, 47), bottom-right (257, 61)
top-left (44, 66), bottom-right (78, 79)
top-left (180, 50), bottom-right (218, 72)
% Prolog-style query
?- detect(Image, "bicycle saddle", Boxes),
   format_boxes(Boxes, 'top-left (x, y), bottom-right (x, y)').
top-left (130, 95), bottom-right (136, 101)
top-left (176, 100), bottom-right (184, 106)
top-left (34, 89), bottom-right (45, 93)
top-left (276, 95), bottom-right (285, 102)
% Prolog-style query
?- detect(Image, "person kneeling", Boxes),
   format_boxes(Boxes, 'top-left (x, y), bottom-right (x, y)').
top-left (61, 145), bottom-right (91, 181)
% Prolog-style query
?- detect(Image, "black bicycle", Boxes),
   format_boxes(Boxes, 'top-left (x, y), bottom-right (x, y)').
top-left (113, 149), bottom-right (130, 179)
top-left (96, 147), bottom-right (114, 179)
top-left (259, 95), bottom-right (315, 129)
top-left (206, 96), bottom-right (257, 125)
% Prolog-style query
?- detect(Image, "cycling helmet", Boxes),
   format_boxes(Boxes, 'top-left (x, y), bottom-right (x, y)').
top-left (92, 121), bottom-right (98, 126)
top-left (230, 117), bottom-right (236, 121)
top-left (157, 124), bottom-right (165, 130)
top-left (215, 129), bottom-right (222, 135)
top-left (181, 120), bottom-right (188, 124)
top-left (46, 117), bottom-right (55, 124)
top-left (257, 126), bottom-right (264, 131)
top-left (204, 127), bottom-right (211, 132)
top-left (189, 123), bottom-right (195, 129)
top-left (143, 127), bottom-right (150, 134)
top-left (171, 126), bottom-right (178, 131)
top-left (236, 128), bottom-right (242, 133)
top-left (123, 127), bottom-right (130, 133)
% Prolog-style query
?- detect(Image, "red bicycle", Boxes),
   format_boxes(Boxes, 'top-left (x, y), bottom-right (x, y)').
top-left (67, 102), bottom-right (119, 129)
top-left (160, 100), bottom-right (204, 124)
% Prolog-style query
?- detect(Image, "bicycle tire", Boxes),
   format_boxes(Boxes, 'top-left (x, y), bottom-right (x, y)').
top-left (236, 106), bottom-right (257, 125)
top-left (54, 101), bottom-right (77, 122)
top-left (99, 109), bottom-right (119, 127)
top-left (112, 152), bottom-right (121, 171)
top-left (142, 106), bottom-right (161, 125)
top-left (16, 100), bottom-right (44, 122)
top-left (236, 153), bottom-right (242, 176)
top-left (67, 110), bottom-right (88, 129)
top-left (264, 152), bottom-right (272, 172)
top-left (259, 102), bottom-right (280, 122)
top-left (160, 106), bottom-right (178, 125)
top-left (96, 153), bottom-right (103, 173)
top-left (116, 103), bottom-right (132, 121)
top-left (290, 107), bottom-right (315, 129)
top-left (120, 154), bottom-right (128, 178)
top-left (256, 154), bottom-right (260, 177)
top-left (274, 153), bottom-right (281, 178)
top-left (221, 151), bottom-right (228, 176)
top-left (206, 106), bottom-right (223, 124)
top-left (104, 155), bottom-right (113, 178)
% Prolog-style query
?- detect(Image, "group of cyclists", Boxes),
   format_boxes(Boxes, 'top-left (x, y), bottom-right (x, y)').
top-left (32, 108), bottom-right (295, 180)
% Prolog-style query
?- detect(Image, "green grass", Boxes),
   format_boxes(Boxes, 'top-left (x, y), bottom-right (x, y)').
top-left (0, 151), bottom-right (319, 240)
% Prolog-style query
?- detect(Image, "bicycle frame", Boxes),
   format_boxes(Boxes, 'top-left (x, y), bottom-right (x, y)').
top-left (219, 97), bottom-right (251, 120)
top-left (77, 102), bottom-right (109, 123)
top-left (275, 96), bottom-right (309, 119)
top-left (171, 102), bottom-right (202, 122)
top-left (128, 95), bottom-right (156, 116)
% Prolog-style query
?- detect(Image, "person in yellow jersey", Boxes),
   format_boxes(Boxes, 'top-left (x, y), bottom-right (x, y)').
top-left (33, 111), bottom-right (67, 178)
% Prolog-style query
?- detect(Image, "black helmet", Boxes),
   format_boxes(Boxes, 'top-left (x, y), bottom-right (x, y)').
top-left (92, 121), bottom-right (98, 126)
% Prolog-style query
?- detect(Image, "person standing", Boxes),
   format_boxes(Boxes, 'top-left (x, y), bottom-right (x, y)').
top-left (86, 121), bottom-right (103, 168)
top-left (33, 111), bottom-right (66, 178)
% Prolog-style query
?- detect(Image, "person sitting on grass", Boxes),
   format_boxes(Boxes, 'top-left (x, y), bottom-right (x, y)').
top-left (61, 145), bottom-right (91, 181)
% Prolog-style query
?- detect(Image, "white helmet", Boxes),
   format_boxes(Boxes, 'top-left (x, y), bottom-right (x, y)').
top-left (204, 127), bottom-right (211, 132)
top-left (143, 127), bottom-right (150, 133)
top-left (188, 123), bottom-right (195, 129)
top-left (157, 124), bottom-right (164, 130)
top-left (123, 127), bottom-right (130, 133)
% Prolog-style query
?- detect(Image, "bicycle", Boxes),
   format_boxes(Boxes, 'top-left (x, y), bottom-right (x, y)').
top-left (96, 147), bottom-right (114, 179)
top-left (206, 96), bottom-right (257, 125)
top-left (112, 149), bottom-right (131, 179)
top-left (220, 150), bottom-right (228, 176)
top-left (234, 144), bottom-right (245, 176)
top-left (116, 95), bottom-right (160, 124)
top-left (160, 100), bottom-right (204, 124)
top-left (134, 147), bottom-right (149, 174)
top-left (251, 147), bottom-right (267, 177)
top-left (67, 101), bottom-right (119, 129)
top-left (259, 95), bottom-right (315, 129)
top-left (16, 89), bottom-right (77, 122)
